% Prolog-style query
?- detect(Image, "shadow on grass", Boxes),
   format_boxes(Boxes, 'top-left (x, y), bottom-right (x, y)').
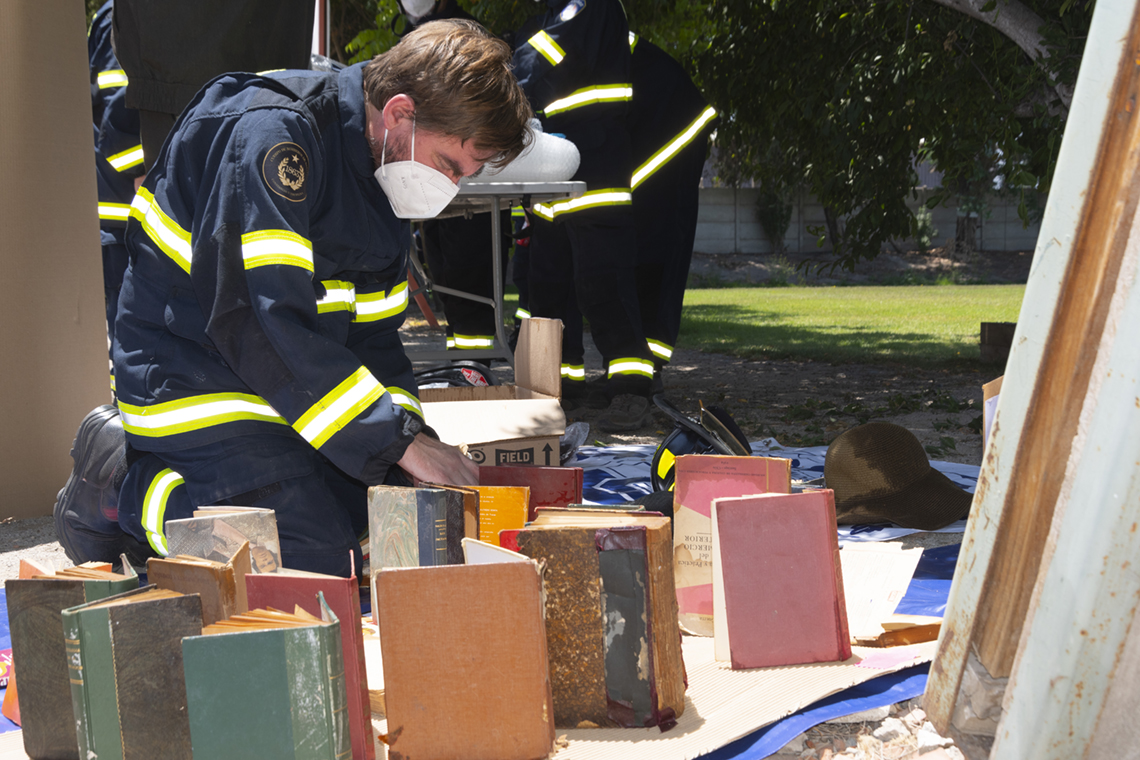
top-left (679, 303), bottom-right (981, 368)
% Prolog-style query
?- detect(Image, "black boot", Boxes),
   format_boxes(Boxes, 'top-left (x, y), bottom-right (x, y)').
top-left (53, 405), bottom-right (130, 565)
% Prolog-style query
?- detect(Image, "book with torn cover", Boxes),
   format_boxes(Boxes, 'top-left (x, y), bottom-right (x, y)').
top-left (146, 541), bottom-right (251, 626)
top-left (711, 489), bottom-right (852, 668)
top-left (4, 559), bottom-right (139, 759)
top-left (477, 465), bottom-right (583, 520)
top-left (245, 554), bottom-right (374, 760)
top-left (673, 454), bottom-right (792, 636)
top-left (181, 597), bottom-right (351, 760)
top-left (64, 586), bottom-right (201, 760)
top-left (374, 557), bottom-right (554, 760)
top-left (517, 512), bottom-right (685, 729)
top-left (166, 506), bottom-right (281, 574)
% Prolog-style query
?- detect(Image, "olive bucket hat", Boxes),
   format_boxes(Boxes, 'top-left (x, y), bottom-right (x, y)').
top-left (823, 422), bottom-right (972, 530)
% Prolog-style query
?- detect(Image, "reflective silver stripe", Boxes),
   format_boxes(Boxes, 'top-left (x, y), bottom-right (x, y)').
top-left (446, 336), bottom-right (456, 349)
top-left (130, 188), bottom-right (192, 274)
top-left (543, 84), bottom-right (632, 117)
top-left (608, 357), bottom-right (654, 378)
top-left (515, 307), bottom-right (531, 320)
top-left (107, 144), bottom-right (145, 172)
top-left (141, 468), bottom-right (184, 556)
top-left (294, 366), bottom-right (385, 448)
top-left (647, 339), bottom-right (673, 360)
top-left (97, 69), bottom-right (128, 89)
top-left (453, 333), bottom-right (495, 349)
top-left (533, 188), bottom-right (632, 219)
top-left (354, 280), bottom-right (408, 322)
top-left (561, 364), bottom-right (585, 380)
top-left (119, 394), bottom-right (287, 438)
top-left (527, 31), bottom-right (565, 66)
top-left (241, 229), bottom-right (314, 273)
top-left (631, 106), bottom-right (718, 189)
top-left (317, 280), bottom-right (356, 314)
top-left (629, 31), bottom-right (638, 51)
top-left (387, 386), bottom-right (424, 419)
top-left (98, 202), bottom-right (131, 222)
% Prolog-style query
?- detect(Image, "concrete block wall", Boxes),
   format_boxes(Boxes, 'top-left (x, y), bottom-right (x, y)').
top-left (694, 187), bottom-right (1043, 254)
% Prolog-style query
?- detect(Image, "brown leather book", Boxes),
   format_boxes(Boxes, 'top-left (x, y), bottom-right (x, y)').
top-left (147, 541), bottom-right (251, 626)
top-left (374, 561), bottom-right (555, 760)
top-left (4, 562), bottom-right (138, 759)
top-left (517, 514), bottom-right (685, 729)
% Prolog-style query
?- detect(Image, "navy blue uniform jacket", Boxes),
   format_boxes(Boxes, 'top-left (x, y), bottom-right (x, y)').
top-left (115, 64), bottom-right (424, 486)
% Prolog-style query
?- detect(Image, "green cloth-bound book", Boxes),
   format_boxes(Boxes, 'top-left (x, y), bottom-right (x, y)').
top-left (181, 593), bottom-right (350, 760)
top-left (63, 585), bottom-right (202, 760)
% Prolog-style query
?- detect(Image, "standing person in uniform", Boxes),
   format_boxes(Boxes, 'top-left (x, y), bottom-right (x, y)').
top-left (628, 34), bottom-right (717, 393)
top-left (54, 20), bottom-right (533, 579)
top-left (111, 0), bottom-right (315, 171)
top-left (89, 0), bottom-right (145, 396)
top-left (513, 0), bottom-right (656, 432)
top-left (396, 0), bottom-right (514, 357)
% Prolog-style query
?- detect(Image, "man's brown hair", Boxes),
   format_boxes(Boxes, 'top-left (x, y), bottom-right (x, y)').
top-left (362, 19), bottom-right (532, 168)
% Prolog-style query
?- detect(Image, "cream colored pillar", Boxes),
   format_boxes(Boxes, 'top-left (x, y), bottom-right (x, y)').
top-left (0, 1), bottom-right (115, 518)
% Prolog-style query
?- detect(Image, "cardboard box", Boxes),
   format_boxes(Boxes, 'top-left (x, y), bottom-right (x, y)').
top-left (420, 318), bottom-right (565, 466)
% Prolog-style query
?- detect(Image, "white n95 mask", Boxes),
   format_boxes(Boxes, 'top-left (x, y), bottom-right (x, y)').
top-left (374, 117), bottom-right (459, 219)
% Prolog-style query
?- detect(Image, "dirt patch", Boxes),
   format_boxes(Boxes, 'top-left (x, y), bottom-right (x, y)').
top-left (556, 247), bottom-right (1029, 465)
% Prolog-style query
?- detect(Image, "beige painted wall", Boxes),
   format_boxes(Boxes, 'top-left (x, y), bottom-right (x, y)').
top-left (0, 1), bottom-right (116, 518)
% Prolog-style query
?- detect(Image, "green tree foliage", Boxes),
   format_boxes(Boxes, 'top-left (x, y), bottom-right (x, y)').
top-left (694, 0), bottom-right (1091, 266)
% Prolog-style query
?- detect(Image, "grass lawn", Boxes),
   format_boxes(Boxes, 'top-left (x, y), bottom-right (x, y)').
top-left (678, 284), bottom-right (1025, 367)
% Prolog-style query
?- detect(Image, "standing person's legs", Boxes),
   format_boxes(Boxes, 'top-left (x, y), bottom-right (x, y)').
top-left (528, 218), bottom-right (588, 399)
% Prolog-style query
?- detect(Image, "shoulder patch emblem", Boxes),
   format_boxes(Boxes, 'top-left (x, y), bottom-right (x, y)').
top-left (262, 142), bottom-right (309, 202)
top-left (559, 0), bottom-right (586, 22)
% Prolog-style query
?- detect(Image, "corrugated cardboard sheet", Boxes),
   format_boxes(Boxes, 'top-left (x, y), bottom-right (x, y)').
top-left (368, 635), bottom-right (936, 760)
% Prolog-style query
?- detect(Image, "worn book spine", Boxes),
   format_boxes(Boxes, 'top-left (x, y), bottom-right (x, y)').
top-left (418, 489), bottom-right (447, 566)
top-left (64, 602), bottom-right (105, 760)
top-left (596, 526), bottom-right (656, 728)
top-left (516, 528), bottom-right (608, 728)
top-left (316, 600), bottom-right (352, 760)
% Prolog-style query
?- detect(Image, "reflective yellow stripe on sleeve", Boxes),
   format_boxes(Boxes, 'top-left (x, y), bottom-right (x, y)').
top-left (631, 106), bottom-right (717, 189)
top-left (629, 32), bottom-right (639, 52)
top-left (130, 188), bottom-right (192, 274)
top-left (317, 280), bottom-right (356, 314)
top-left (533, 188), bottom-right (633, 220)
top-left (354, 280), bottom-right (408, 322)
top-left (97, 69), bottom-right (128, 89)
top-left (107, 144), bottom-right (145, 172)
top-left (542, 84), bottom-right (633, 118)
top-left (119, 394), bottom-right (288, 438)
top-left (387, 386), bottom-right (424, 419)
top-left (241, 229), bottom-right (314, 273)
top-left (141, 468), bottom-right (184, 556)
top-left (98, 202), bottom-right (131, 222)
top-left (294, 366), bottom-right (385, 449)
top-left (527, 31), bottom-right (565, 66)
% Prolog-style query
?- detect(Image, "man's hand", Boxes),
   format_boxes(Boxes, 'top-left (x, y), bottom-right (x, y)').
top-left (396, 432), bottom-right (479, 486)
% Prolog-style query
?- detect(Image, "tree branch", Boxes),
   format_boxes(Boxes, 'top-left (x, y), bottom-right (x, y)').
top-left (929, 0), bottom-right (1072, 111)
